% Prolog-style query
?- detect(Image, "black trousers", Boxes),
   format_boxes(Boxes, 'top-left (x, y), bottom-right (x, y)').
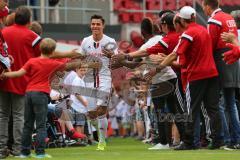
top-left (151, 78), bottom-right (185, 145)
top-left (184, 76), bottom-right (222, 146)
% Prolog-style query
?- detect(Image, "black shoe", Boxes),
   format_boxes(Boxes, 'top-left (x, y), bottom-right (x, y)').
top-left (0, 149), bottom-right (9, 159)
top-left (174, 143), bottom-right (195, 150)
top-left (10, 150), bottom-right (21, 156)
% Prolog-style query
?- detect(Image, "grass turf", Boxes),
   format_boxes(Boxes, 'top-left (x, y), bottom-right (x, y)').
top-left (6, 138), bottom-right (240, 160)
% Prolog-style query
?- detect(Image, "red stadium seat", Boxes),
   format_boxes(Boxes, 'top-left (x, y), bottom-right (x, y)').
top-left (146, 0), bottom-right (160, 10)
top-left (130, 31), bottom-right (144, 48)
top-left (132, 13), bottom-right (143, 23)
top-left (119, 12), bottom-right (131, 23)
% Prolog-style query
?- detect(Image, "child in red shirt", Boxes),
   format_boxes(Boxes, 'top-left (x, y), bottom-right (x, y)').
top-left (1, 38), bottom-right (83, 158)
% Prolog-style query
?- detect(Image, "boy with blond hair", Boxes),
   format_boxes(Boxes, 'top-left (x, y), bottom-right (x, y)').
top-left (1, 38), bottom-right (84, 158)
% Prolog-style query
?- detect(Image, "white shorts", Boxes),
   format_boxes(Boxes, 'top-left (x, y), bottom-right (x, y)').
top-left (86, 78), bottom-right (112, 110)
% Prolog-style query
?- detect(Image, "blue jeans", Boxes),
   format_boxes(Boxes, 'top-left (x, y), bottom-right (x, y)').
top-left (220, 88), bottom-right (240, 145)
top-left (21, 92), bottom-right (49, 155)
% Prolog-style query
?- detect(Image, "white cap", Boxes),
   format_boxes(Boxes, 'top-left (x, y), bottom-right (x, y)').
top-left (179, 6), bottom-right (196, 19)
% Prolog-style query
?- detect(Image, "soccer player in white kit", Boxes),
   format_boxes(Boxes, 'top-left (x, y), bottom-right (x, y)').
top-left (78, 15), bottom-right (118, 150)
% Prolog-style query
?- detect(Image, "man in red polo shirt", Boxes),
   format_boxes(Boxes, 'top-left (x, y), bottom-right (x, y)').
top-left (0, 6), bottom-right (41, 158)
top-left (202, 0), bottom-right (240, 149)
top-left (155, 6), bottom-right (222, 150)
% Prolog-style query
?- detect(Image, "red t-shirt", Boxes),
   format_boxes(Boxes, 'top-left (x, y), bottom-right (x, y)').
top-left (146, 31), bottom-right (180, 55)
top-left (0, 24), bottom-right (41, 95)
top-left (22, 58), bottom-right (65, 94)
top-left (175, 22), bottom-right (218, 82)
top-left (208, 8), bottom-right (238, 51)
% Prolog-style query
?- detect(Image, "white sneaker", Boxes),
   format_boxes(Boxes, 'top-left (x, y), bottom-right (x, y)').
top-left (148, 143), bottom-right (170, 150)
top-left (142, 138), bottom-right (152, 143)
top-left (65, 139), bottom-right (76, 145)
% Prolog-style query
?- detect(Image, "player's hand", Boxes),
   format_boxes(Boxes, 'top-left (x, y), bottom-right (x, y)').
top-left (102, 48), bottom-right (114, 58)
top-left (143, 68), bottom-right (156, 82)
top-left (87, 61), bottom-right (101, 69)
top-left (149, 53), bottom-right (166, 64)
top-left (223, 43), bottom-right (240, 64)
top-left (221, 32), bottom-right (237, 43)
top-left (71, 49), bottom-right (86, 59)
top-left (111, 52), bottom-right (126, 63)
top-left (110, 60), bottom-right (124, 69)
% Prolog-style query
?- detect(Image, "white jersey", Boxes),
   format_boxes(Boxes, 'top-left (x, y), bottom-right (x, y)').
top-left (63, 71), bottom-right (78, 85)
top-left (79, 34), bottom-right (118, 80)
top-left (140, 35), bottom-right (176, 84)
top-left (70, 76), bottom-right (88, 113)
top-left (79, 35), bottom-right (117, 107)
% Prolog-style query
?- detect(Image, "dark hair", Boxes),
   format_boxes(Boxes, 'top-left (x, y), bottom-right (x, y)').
top-left (161, 13), bottom-right (175, 31)
top-left (91, 14), bottom-right (105, 25)
top-left (159, 9), bottom-right (174, 18)
top-left (203, 0), bottom-right (219, 9)
top-left (15, 6), bottom-right (31, 25)
top-left (141, 17), bottom-right (153, 36)
top-left (174, 15), bottom-right (184, 28)
top-left (49, 0), bottom-right (59, 6)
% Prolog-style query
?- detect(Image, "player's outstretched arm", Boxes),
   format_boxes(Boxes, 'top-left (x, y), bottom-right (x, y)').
top-left (51, 49), bottom-right (85, 59)
top-left (1, 68), bottom-right (26, 79)
top-left (161, 52), bottom-right (178, 67)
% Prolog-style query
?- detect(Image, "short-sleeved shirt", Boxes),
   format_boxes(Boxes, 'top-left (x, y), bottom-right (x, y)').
top-left (0, 24), bottom-right (41, 95)
top-left (140, 35), bottom-right (176, 83)
top-left (70, 76), bottom-right (88, 114)
top-left (63, 71), bottom-right (78, 85)
top-left (175, 22), bottom-right (218, 82)
top-left (79, 34), bottom-right (118, 80)
top-left (22, 57), bottom-right (64, 94)
top-left (146, 31), bottom-right (180, 55)
top-left (207, 8), bottom-right (238, 51)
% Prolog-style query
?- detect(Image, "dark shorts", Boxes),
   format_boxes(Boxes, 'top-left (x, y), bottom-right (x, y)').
top-left (71, 109), bottom-right (86, 126)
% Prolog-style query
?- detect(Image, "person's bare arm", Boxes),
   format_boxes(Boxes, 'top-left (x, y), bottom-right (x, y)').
top-left (75, 94), bottom-right (88, 107)
top-left (160, 51), bottom-right (178, 67)
top-left (111, 49), bottom-right (148, 63)
top-left (2, 68), bottom-right (26, 78)
top-left (128, 49), bottom-right (148, 58)
top-left (142, 52), bottom-right (177, 82)
top-left (171, 61), bottom-right (181, 68)
top-left (121, 59), bottom-right (143, 69)
top-left (64, 60), bottom-right (100, 71)
top-left (50, 49), bottom-right (85, 59)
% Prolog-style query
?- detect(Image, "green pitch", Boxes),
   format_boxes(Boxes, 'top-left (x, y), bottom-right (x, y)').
top-left (7, 138), bottom-right (240, 160)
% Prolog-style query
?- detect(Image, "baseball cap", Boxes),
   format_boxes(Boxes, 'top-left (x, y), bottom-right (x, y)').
top-left (179, 6), bottom-right (196, 19)
top-left (160, 12), bottom-right (175, 26)
top-left (0, 6), bottom-right (9, 18)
